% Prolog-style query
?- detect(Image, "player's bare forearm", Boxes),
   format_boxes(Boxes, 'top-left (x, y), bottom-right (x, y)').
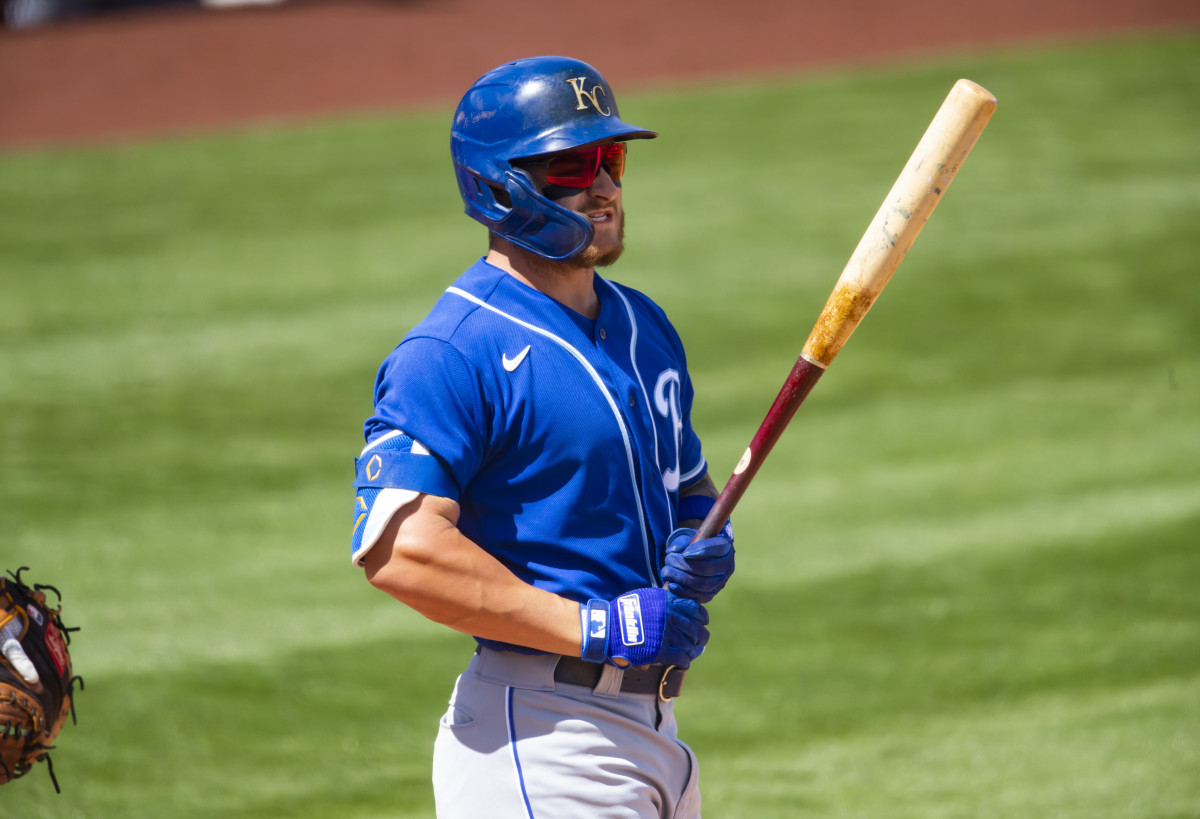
top-left (362, 493), bottom-right (582, 656)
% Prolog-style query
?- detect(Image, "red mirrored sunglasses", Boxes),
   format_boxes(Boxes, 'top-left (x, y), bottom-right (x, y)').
top-left (521, 143), bottom-right (627, 188)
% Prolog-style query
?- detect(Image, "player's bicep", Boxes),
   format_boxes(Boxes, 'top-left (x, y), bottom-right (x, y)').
top-left (360, 492), bottom-right (461, 578)
top-left (350, 429), bottom-right (458, 566)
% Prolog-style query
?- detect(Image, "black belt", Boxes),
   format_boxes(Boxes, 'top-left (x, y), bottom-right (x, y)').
top-left (554, 656), bottom-right (687, 701)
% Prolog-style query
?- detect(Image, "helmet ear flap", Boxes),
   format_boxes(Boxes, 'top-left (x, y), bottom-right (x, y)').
top-left (462, 169), bottom-right (595, 262)
top-left (503, 171), bottom-right (594, 261)
top-left (455, 162), bottom-right (511, 222)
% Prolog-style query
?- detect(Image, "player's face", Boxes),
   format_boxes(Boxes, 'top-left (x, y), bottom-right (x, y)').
top-left (520, 144), bottom-right (626, 268)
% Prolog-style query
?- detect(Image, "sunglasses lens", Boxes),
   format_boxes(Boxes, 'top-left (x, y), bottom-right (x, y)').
top-left (545, 149), bottom-right (599, 187)
top-left (543, 143), bottom-right (628, 187)
top-left (600, 143), bottom-right (626, 182)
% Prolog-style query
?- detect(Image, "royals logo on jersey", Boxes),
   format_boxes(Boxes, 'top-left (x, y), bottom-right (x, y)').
top-left (653, 369), bottom-right (684, 492)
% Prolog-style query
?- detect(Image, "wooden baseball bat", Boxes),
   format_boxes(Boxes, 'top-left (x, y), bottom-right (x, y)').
top-left (694, 79), bottom-right (997, 541)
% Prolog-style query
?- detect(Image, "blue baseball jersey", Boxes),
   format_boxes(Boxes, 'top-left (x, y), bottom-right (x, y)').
top-left (352, 258), bottom-right (707, 626)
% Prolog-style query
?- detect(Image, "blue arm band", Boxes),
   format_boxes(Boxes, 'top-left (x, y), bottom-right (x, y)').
top-left (677, 493), bottom-right (717, 524)
top-left (354, 449), bottom-right (458, 499)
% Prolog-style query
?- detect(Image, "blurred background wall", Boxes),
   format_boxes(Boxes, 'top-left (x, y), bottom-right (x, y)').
top-left (2, 0), bottom-right (1198, 150)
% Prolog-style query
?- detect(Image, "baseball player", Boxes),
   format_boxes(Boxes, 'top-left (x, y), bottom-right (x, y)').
top-left (350, 55), bottom-right (736, 818)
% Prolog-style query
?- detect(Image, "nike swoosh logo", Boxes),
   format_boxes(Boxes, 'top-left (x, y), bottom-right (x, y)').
top-left (502, 345), bottom-right (531, 372)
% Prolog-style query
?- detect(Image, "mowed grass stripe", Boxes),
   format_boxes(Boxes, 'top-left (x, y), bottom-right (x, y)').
top-left (690, 516), bottom-right (1200, 817)
top-left (708, 676), bottom-right (1199, 818)
top-left (16, 513), bottom-right (1197, 819)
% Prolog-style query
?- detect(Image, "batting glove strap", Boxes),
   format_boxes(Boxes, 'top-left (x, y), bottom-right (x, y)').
top-left (579, 599), bottom-right (609, 664)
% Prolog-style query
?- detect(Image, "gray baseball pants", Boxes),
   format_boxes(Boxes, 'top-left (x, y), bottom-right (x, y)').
top-left (432, 646), bottom-right (702, 818)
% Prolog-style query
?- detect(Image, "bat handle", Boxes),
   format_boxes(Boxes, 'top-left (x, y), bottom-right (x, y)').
top-left (693, 356), bottom-right (826, 541)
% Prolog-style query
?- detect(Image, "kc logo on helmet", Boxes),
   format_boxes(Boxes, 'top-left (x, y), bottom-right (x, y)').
top-left (565, 77), bottom-right (612, 116)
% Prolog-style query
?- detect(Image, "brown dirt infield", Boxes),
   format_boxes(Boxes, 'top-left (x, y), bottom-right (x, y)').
top-left (0, 0), bottom-right (1197, 149)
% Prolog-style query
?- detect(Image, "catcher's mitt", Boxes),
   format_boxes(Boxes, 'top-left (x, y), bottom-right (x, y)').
top-left (0, 567), bottom-right (81, 793)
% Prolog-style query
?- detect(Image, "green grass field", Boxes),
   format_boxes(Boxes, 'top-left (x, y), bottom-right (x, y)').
top-left (2, 30), bottom-right (1197, 818)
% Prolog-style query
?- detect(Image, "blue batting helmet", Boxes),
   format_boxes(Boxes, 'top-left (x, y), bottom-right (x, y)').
top-left (450, 56), bottom-right (657, 261)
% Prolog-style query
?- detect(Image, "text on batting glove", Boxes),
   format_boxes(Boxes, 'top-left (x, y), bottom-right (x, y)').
top-left (660, 527), bottom-right (735, 604)
top-left (580, 588), bottom-right (709, 669)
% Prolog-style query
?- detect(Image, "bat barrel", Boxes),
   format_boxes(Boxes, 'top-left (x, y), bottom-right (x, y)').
top-left (801, 79), bottom-right (997, 367)
top-left (695, 79), bottom-right (997, 543)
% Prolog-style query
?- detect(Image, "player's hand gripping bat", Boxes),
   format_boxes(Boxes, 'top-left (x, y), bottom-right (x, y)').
top-left (694, 79), bottom-right (998, 541)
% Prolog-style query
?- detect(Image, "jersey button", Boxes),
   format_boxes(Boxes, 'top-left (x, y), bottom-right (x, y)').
top-left (598, 328), bottom-right (607, 341)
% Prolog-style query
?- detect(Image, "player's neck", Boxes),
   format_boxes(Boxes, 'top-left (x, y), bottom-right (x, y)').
top-left (486, 242), bottom-right (600, 320)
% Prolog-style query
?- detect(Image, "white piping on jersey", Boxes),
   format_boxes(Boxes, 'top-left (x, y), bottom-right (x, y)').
top-left (602, 280), bottom-right (708, 499)
top-left (600, 279), bottom-right (669, 515)
top-left (680, 457), bottom-right (706, 485)
top-left (359, 428), bottom-right (402, 456)
top-left (445, 286), bottom-right (657, 583)
top-left (360, 428), bottom-right (431, 457)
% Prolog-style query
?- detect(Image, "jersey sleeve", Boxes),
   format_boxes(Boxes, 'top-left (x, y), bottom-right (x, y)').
top-left (367, 336), bottom-right (489, 488)
top-left (351, 336), bottom-right (488, 565)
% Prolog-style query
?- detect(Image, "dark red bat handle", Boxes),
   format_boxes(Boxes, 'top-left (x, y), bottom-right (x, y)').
top-left (694, 356), bottom-right (826, 541)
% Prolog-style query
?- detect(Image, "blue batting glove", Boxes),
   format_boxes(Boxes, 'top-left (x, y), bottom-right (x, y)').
top-left (661, 527), bottom-right (736, 604)
top-left (580, 588), bottom-right (709, 669)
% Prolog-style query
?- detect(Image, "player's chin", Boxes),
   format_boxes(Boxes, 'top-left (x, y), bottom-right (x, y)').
top-left (575, 217), bottom-right (626, 268)
top-left (577, 241), bottom-right (625, 268)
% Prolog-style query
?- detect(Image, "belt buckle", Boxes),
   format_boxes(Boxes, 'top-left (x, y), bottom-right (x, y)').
top-left (657, 664), bottom-right (678, 703)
